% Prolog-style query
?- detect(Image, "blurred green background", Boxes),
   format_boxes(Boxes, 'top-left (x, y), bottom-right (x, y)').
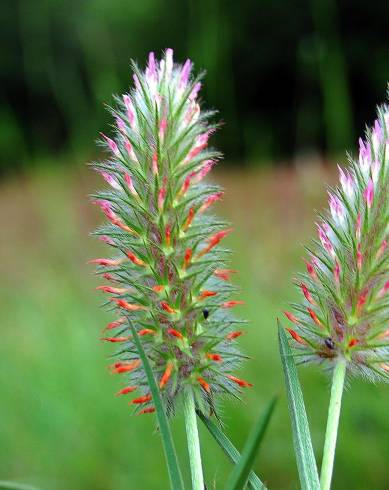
top-left (1, 1), bottom-right (389, 489)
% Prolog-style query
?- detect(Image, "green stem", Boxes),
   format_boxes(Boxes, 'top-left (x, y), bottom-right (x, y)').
top-left (320, 358), bottom-right (347, 490)
top-left (183, 389), bottom-right (204, 490)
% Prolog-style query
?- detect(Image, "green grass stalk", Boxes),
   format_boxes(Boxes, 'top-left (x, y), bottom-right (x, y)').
top-left (320, 359), bottom-right (347, 490)
top-left (183, 389), bottom-right (204, 490)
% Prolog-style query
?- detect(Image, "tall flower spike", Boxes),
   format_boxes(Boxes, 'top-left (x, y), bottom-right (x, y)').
top-left (284, 98), bottom-right (389, 382)
top-left (90, 49), bottom-right (249, 416)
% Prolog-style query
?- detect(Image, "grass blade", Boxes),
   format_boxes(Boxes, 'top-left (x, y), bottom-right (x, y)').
top-left (130, 324), bottom-right (185, 490)
top-left (0, 483), bottom-right (41, 490)
top-left (197, 410), bottom-right (266, 490)
top-left (224, 397), bottom-right (277, 490)
top-left (278, 321), bottom-right (320, 490)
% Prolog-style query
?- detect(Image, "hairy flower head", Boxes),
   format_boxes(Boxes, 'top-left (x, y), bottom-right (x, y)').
top-left (90, 49), bottom-right (250, 416)
top-left (284, 99), bottom-right (389, 382)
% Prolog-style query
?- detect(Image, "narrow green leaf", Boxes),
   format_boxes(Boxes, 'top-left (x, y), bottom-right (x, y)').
top-left (278, 321), bottom-right (320, 490)
top-left (0, 483), bottom-right (41, 490)
top-left (224, 397), bottom-right (277, 490)
top-left (130, 324), bottom-right (185, 490)
top-left (197, 410), bottom-right (266, 490)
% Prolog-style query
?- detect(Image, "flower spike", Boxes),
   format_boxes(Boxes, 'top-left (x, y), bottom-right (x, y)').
top-left (90, 49), bottom-right (248, 416)
top-left (284, 98), bottom-right (389, 382)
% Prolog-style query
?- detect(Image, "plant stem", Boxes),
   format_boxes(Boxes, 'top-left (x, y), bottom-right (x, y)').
top-left (320, 358), bottom-right (347, 490)
top-left (183, 389), bottom-right (204, 490)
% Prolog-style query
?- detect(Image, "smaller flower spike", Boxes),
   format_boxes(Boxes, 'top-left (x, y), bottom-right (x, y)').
top-left (284, 97), bottom-right (389, 383)
top-left (90, 49), bottom-right (248, 418)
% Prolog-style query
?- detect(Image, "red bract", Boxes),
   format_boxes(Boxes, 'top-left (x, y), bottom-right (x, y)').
top-left (227, 375), bottom-right (253, 388)
top-left (116, 386), bottom-right (138, 396)
top-left (159, 362), bottom-right (174, 389)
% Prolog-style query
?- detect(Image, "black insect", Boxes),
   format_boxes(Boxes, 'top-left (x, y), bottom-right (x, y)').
top-left (203, 308), bottom-right (209, 320)
top-left (325, 337), bottom-right (335, 350)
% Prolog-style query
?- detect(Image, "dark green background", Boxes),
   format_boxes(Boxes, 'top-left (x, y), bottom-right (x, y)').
top-left (2, 0), bottom-right (389, 173)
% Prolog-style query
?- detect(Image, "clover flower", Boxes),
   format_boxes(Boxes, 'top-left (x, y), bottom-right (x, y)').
top-left (284, 101), bottom-right (389, 382)
top-left (89, 49), bottom-right (250, 417)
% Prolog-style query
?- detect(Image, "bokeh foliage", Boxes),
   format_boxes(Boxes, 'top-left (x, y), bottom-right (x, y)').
top-left (1, 167), bottom-right (389, 489)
